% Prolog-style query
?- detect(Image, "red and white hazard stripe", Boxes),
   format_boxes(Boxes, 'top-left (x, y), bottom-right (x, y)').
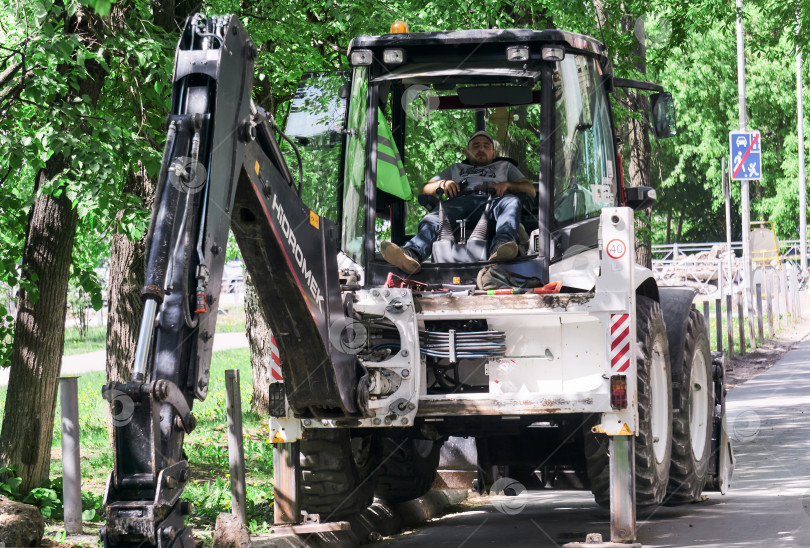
top-left (269, 334), bottom-right (283, 382)
top-left (610, 314), bottom-right (631, 373)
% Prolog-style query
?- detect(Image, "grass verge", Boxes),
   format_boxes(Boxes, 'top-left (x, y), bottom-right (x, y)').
top-left (1, 346), bottom-right (273, 545)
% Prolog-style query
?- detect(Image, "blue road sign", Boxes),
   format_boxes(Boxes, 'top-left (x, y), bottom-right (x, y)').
top-left (729, 130), bottom-right (762, 181)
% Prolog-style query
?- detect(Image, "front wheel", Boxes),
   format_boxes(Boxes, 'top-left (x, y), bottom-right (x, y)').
top-left (299, 429), bottom-right (378, 520)
top-left (666, 306), bottom-right (713, 504)
top-left (585, 296), bottom-right (673, 507)
top-left (375, 431), bottom-right (443, 504)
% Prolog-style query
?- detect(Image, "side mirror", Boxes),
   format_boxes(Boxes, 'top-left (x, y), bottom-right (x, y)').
top-left (650, 92), bottom-right (677, 139)
top-left (626, 186), bottom-right (656, 211)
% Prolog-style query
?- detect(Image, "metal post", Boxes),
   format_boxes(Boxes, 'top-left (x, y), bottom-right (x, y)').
top-left (225, 369), bottom-right (247, 523)
top-left (746, 289), bottom-right (757, 350)
top-left (785, 268), bottom-right (791, 324)
top-left (609, 435), bottom-right (636, 542)
top-left (778, 270), bottom-right (787, 329)
top-left (756, 283), bottom-right (764, 341)
top-left (718, 259), bottom-right (725, 298)
top-left (273, 442), bottom-right (301, 525)
top-left (703, 301), bottom-right (711, 342)
top-left (726, 294), bottom-right (734, 357)
top-left (738, 294), bottom-right (746, 355)
top-left (736, 0), bottom-right (752, 304)
top-left (59, 377), bottom-right (82, 534)
top-left (785, 268), bottom-right (793, 324)
top-left (716, 299), bottom-right (724, 353)
top-left (723, 157), bottom-right (734, 290)
top-left (799, 9), bottom-right (808, 274)
top-left (766, 273), bottom-right (775, 337)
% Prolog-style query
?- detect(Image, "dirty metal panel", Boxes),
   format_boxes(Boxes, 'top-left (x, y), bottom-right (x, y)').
top-left (561, 316), bottom-right (607, 393)
top-left (414, 293), bottom-right (595, 318)
top-left (416, 392), bottom-right (609, 416)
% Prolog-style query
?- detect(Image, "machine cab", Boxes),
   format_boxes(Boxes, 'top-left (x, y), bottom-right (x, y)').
top-left (285, 28), bottom-right (625, 288)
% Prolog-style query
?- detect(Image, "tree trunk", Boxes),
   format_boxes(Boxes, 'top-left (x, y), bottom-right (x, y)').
top-left (103, 1), bottom-right (192, 384)
top-left (244, 273), bottom-right (273, 415)
top-left (677, 211), bottom-right (685, 243)
top-left (666, 210), bottom-right (672, 244)
top-left (105, 166), bottom-right (152, 384)
top-left (0, 167), bottom-right (77, 493)
top-left (621, 15), bottom-right (652, 270)
top-left (0, 7), bottom-right (107, 493)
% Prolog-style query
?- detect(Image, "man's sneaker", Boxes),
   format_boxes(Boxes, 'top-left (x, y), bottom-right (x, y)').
top-left (488, 241), bottom-right (518, 261)
top-left (381, 241), bottom-right (421, 274)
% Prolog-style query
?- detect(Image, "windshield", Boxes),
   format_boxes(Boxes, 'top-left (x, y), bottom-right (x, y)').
top-left (287, 54), bottom-right (616, 265)
top-left (552, 55), bottom-right (617, 226)
top-left (376, 74), bottom-right (545, 245)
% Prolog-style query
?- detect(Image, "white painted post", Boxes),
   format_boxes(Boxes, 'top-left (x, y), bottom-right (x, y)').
top-left (723, 158), bottom-right (734, 290)
top-left (59, 377), bottom-right (82, 534)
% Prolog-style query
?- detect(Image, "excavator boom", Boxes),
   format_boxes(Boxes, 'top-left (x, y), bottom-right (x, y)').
top-left (102, 15), bottom-right (364, 546)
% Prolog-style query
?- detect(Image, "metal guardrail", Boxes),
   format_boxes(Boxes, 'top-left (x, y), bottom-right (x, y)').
top-left (652, 257), bottom-right (740, 296)
top-left (652, 239), bottom-right (807, 261)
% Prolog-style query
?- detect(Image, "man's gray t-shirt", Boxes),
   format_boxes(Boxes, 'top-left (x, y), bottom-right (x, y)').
top-left (431, 160), bottom-right (525, 193)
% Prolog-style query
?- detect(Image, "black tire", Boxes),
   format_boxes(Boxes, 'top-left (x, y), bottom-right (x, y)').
top-left (375, 431), bottom-right (443, 504)
top-left (666, 306), bottom-right (713, 504)
top-left (584, 296), bottom-right (673, 508)
top-left (299, 429), bottom-right (378, 520)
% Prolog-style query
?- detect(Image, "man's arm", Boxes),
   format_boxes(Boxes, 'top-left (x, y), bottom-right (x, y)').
top-left (493, 177), bottom-right (536, 198)
top-left (421, 178), bottom-right (461, 198)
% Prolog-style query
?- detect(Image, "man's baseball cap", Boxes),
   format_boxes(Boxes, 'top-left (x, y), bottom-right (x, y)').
top-left (468, 130), bottom-right (494, 146)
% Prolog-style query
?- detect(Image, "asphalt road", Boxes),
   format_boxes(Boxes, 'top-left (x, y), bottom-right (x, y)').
top-left (0, 331), bottom-right (248, 386)
top-left (385, 334), bottom-right (810, 548)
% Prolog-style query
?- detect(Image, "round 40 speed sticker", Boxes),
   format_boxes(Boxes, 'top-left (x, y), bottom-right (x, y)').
top-left (606, 239), bottom-right (627, 259)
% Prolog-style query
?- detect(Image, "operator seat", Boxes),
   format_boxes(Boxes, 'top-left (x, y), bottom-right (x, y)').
top-left (416, 157), bottom-right (535, 264)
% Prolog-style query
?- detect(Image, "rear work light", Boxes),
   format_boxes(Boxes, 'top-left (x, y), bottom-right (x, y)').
top-left (350, 49), bottom-right (373, 66)
top-left (383, 48), bottom-right (405, 64)
top-left (506, 45), bottom-right (529, 62)
top-left (611, 375), bottom-right (628, 409)
top-left (541, 46), bottom-right (565, 61)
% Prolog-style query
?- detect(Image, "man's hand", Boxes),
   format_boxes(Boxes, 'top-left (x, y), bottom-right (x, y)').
top-left (493, 181), bottom-right (511, 197)
top-left (436, 179), bottom-right (460, 198)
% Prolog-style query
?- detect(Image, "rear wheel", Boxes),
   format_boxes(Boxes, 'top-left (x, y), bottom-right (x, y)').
top-left (585, 296), bottom-right (673, 507)
top-left (299, 429), bottom-right (378, 520)
top-left (666, 306), bottom-right (713, 504)
top-left (375, 431), bottom-right (443, 504)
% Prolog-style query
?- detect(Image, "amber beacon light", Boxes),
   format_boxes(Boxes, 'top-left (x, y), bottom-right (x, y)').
top-left (390, 21), bottom-right (409, 33)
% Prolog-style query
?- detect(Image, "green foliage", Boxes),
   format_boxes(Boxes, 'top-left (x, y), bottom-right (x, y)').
top-left (81, 0), bottom-right (117, 17)
top-left (63, 324), bottom-right (107, 355)
top-left (33, 347), bottom-right (275, 532)
top-left (0, 468), bottom-right (102, 521)
top-left (0, 467), bottom-right (22, 499)
top-left (649, 5), bottom-right (807, 244)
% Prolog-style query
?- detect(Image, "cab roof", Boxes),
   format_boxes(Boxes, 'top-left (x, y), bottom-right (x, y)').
top-left (348, 28), bottom-right (606, 59)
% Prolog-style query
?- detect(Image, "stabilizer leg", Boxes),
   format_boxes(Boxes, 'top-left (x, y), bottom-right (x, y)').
top-left (273, 442), bottom-right (301, 525)
top-left (609, 435), bottom-right (636, 542)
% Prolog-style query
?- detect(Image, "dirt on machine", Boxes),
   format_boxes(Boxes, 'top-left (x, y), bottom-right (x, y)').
top-left (100, 14), bottom-right (733, 547)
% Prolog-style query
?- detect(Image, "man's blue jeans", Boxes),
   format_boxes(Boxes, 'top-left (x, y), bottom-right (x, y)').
top-left (403, 194), bottom-right (521, 262)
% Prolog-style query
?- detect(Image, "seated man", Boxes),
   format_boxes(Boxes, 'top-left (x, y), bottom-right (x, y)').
top-left (381, 131), bottom-right (536, 275)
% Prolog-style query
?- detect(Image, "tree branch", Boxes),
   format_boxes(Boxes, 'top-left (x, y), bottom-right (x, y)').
top-left (0, 78), bottom-right (25, 113)
top-left (0, 166), bottom-right (12, 189)
top-left (0, 60), bottom-right (23, 90)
